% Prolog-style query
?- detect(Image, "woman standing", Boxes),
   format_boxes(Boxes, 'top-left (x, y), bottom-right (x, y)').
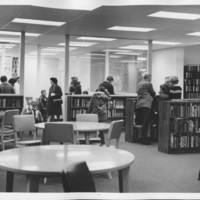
top-left (46, 77), bottom-right (63, 122)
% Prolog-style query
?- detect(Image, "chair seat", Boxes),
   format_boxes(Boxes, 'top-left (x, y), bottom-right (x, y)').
top-left (17, 140), bottom-right (41, 147)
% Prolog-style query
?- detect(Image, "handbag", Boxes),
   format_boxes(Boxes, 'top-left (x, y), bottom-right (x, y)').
top-left (53, 98), bottom-right (63, 105)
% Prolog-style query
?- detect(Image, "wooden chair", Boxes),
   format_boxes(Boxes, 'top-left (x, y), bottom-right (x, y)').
top-left (61, 161), bottom-right (96, 192)
top-left (0, 109), bottom-right (20, 150)
top-left (105, 119), bottom-right (124, 179)
top-left (76, 113), bottom-right (100, 144)
top-left (12, 115), bottom-right (41, 147)
top-left (43, 123), bottom-right (75, 145)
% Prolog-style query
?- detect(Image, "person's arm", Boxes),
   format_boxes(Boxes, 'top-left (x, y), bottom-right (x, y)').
top-left (147, 83), bottom-right (156, 98)
top-left (88, 97), bottom-right (94, 113)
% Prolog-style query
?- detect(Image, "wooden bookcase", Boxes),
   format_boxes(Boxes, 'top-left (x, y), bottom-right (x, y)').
top-left (0, 94), bottom-right (23, 112)
top-left (158, 100), bottom-right (200, 154)
top-left (184, 65), bottom-right (200, 99)
top-left (66, 94), bottom-right (137, 124)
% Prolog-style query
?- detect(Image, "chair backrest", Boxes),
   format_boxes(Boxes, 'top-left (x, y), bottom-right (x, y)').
top-left (106, 120), bottom-right (124, 148)
top-left (61, 161), bottom-right (96, 192)
top-left (12, 115), bottom-right (35, 132)
top-left (44, 123), bottom-right (74, 144)
top-left (2, 109), bottom-right (20, 126)
top-left (76, 113), bottom-right (98, 122)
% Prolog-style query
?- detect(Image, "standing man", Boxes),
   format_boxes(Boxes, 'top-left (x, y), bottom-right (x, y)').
top-left (99, 76), bottom-right (115, 94)
top-left (135, 73), bottom-right (156, 144)
top-left (0, 75), bottom-right (15, 93)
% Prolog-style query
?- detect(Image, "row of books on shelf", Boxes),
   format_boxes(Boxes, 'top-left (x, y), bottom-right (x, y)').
top-left (184, 65), bottom-right (200, 72)
top-left (184, 72), bottom-right (200, 79)
top-left (107, 109), bottom-right (124, 118)
top-left (70, 98), bottom-right (90, 108)
top-left (70, 109), bottom-right (87, 118)
top-left (70, 109), bottom-right (124, 119)
top-left (170, 118), bottom-right (200, 133)
top-left (184, 92), bottom-right (200, 99)
top-left (170, 104), bottom-right (200, 117)
top-left (0, 98), bottom-right (22, 108)
top-left (170, 133), bottom-right (200, 148)
top-left (184, 85), bottom-right (200, 92)
top-left (70, 98), bottom-right (124, 109)
top-left (184, 79), bottom-right (200, 86)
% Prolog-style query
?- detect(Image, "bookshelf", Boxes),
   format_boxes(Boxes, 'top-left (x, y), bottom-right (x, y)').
top-left (158, 100), bottom-right (200, 154)
top-left (184, 65), bottom-right (200, 99)
top-left (0, 94), bottom-right (23, 112)
top-left (66, 94), bottom-right (137, 124)
top-left (125, 98), bottom-right (157, 143)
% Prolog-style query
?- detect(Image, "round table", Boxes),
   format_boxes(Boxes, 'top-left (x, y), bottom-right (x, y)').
top-left (35, 122), bottom-right (111, 144)
top-left (0, 145), bottom-right (135, 192)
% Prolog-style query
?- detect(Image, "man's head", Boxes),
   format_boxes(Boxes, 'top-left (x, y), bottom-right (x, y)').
top-left (41, 90), bottom-right (46, 96)
top-left (165, 76), bottom-right (173, 87)
top-left (0, 76), bottom-right (7, 83)
top-left (50, 77), bottom-right (58, 85)
top-left (143, 73), bottom-right (152, 82)
top-left (106, 76), bottom-right (114, 83)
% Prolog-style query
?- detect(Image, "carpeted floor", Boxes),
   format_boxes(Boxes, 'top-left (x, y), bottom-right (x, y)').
top-left (0, 131), bottom-right (200, 193)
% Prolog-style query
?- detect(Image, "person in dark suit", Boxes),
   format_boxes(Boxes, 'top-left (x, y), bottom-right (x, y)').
top-left (159, 76), bottom-right (173, 100)
top-left (135, 73), bottom-right (156, 144)
top-left (46, 77), bottom-right (63, 122)
top-left (99, 76), bottom-right (115, 94)
top-left (0, 76), bottom-right (15, 94)
top-left (169, 76), bottom-right (182, 99)
top-left (69, 76), bottom-right (82, 94)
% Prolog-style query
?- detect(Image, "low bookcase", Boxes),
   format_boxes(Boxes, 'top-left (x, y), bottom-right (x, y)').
top-left (158, 100), bottom-right (200, 154)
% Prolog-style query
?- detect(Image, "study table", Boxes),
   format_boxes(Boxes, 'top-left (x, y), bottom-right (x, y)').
top-left (35, 121), bottom-right (111, 144)
top-left (0, 145), bottom-right (135, 192)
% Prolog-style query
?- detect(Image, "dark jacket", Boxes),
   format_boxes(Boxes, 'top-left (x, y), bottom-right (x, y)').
top-left (0, 82), bottom-right (15, 94)
top-left (99, 81), bottom-right (114, 94)
top-left (46, 84), bottom-right (63, 115)
top-left (136, 80), bottom-right (156, 109)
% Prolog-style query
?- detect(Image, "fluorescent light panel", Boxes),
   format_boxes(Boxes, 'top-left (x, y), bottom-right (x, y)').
top-left (115, 52), bottom-right (142, 55)
top-left (187, 32), bottom-right (200, 36)
top-left (0, 38), bottom-right (20, 43)
top-left (148, 11), bottom-right (200, 20)
top-left (58, 42), bottom-right (97, 47)
top-left (0, 31), bottom-right (40, 37)
top-left (108, 26), bottom-right (156, 32)
top-left (12, 18), bottom-right (65, 26)
top-left (119, 45), bottom-right (148, 50)
top-left (77, 36), bottom-right (116, 41)
top-left (121, 60), bottom-right (141, 63)
top-left (102, 49), bottom-right (131, 53)
top-left (42, 48), bottom-right (64, 52)
top-left (152, 41), bottom-right (182, 45)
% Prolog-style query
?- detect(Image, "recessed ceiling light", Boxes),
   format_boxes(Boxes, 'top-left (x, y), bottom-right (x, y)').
top-left (12, 18), bottom-right (65, 26)
top-left (186, 32), bottom-right (200, 36)
top-left (137, 57), bottom-right (147, 61)
top-left (0, 38), bottom-right (20, 43)
top-left (42, 48), bottom-right (64, 52)
top-left (77, 37), bottom-right (116, 41)
top-left (148, 11), bottom-right (200, 20)
top-left (119, 45), bottom-right (148, 50)
top-left (107, 26), bottom-right (156, 32)
top-left (102, 49), bottom-right (131, 52)
top-left (152, 41), bottom-right (182, 45)
top-left (0, 31), bottom-right (40, 37)
top-left (121, 60), bottom-right (141, 63)
top-left (58, 42), bottom-right (97, 47)
top-left (110, 55), bottom-right (121, 58)
top-left (115, 52), bottom-right (142, 55)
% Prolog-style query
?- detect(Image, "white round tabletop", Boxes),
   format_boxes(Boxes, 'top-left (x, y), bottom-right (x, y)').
top-left (0, 145), bottom-right (135, 176)
top-left (35, 121), bottom-right (110, 132)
